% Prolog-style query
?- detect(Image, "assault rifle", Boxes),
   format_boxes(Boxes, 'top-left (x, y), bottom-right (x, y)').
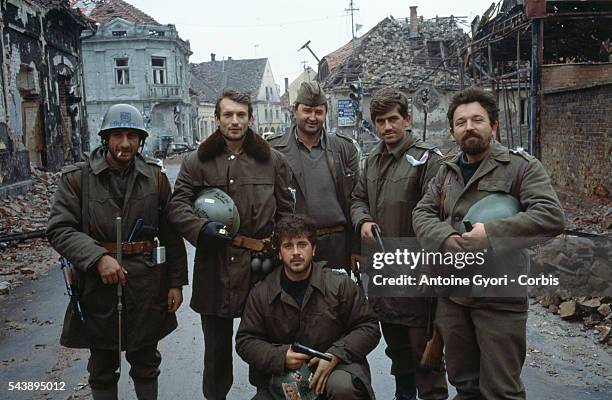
top-left (59, 256), bottom-right (84, 321)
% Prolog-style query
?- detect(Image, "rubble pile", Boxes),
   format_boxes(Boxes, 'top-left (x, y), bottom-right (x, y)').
top-left (323, 17), bottom-right (467, 92)
top-left (529, 235), bottom-right (612, 345)
top-left (562, 198), bottom-right (612, 235)
top-left (0, 168), bottom-right (61, 295)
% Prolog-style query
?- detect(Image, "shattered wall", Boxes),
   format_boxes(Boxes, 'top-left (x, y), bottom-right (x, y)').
top-left (541, 84), bottom-right (612, 198)
top-left (0, 0), bottom-right (90, 198)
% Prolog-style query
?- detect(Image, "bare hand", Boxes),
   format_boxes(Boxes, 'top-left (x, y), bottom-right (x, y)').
top-left (350, 254), bottom-right (363, 273)
top-left (285, 347), bottom-right (311, 370)
top-left (460, 222), bottom-right (489, 251)
top-left (308, 354), bottom-right (339, 395)
top-left (167, 287), bottom-right (183, 312)
top-left (360, 222), bottom-right (376, 240)
top-left (443, 235), bottom-right (465, 253)
top-left (96, 255), bottom-right (127, 285)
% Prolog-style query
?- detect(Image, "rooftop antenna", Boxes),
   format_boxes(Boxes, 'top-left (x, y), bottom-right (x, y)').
top-left (345, 0), bottom-right (359, 40)
top-left (298, 40), bottom-right (320, 64)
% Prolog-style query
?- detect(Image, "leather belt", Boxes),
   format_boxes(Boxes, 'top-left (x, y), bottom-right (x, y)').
top-left (101, 240), bottom-right (156, 255)
top-left (232, 234), bottom-right (272, 252)
top-left (316, 225), bottom-right (345, 236)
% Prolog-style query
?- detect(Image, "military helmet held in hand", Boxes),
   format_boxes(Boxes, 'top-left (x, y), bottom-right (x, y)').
top-left (194, 188), bottom-right (240, 238)
top-left (460, 193), bottom-right (522, 233)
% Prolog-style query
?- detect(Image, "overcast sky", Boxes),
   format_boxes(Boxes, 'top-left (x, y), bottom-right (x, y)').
top-left (126, 0), bottom-right (497, 83)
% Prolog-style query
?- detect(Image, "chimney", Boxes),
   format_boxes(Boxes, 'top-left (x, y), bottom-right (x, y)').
top-left (210, 53), bottom-right (216, 61)
top-left (228, 56), bottom-right (232, 61)
top-left (284, 78), bottom-right (289, 93)
top-left (409, 6), bottom-right (418, 37)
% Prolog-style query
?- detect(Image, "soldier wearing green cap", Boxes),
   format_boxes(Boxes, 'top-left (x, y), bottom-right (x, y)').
top-left (47, 103), bottom-right (188, 400)
top-left (413, 87), bottom-right (565, 399)
top-left (268, 81), bottom-right (360, 273)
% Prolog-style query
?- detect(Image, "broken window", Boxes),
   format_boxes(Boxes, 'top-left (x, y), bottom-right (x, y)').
top-left (115, 58), bottom-right (130, 85)
top-left (152, 57), bottom-right (166, 85)
top-left (112, 31), bottom-right (127, 37)
top-left (149, 30), bottom-right (165, 37)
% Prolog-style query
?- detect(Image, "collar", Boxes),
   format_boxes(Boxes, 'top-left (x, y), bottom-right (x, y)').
top-left (371, 133), bottom-right (416, 159)
top-left (89, 146), bottom-right (152, 178)
top-left (445, 140), bottom-right (511, 167)
top-left (293, 125), bottom-right (326, 150)
top-left (268, 260), bottom-right (327, 305)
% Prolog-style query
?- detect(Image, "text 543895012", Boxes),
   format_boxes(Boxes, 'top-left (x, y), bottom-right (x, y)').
top-left (7, 382), bottom-right (66, 391)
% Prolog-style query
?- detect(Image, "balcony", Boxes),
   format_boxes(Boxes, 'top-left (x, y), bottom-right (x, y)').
top-left (148, 84), bottom-right (182, 101)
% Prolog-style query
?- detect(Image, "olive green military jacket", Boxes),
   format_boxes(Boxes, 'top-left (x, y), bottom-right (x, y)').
top-left (412, 141), bottom-right (565, 311)
top-left (268, 125), bottom-right (359, 265)
top-left (350, 134), bottom-right (442, 324)
top-left (236, 262), bottom-right (381, 399)
top-left (167, 129), bottom-right (294, 317)
top-left (46, 147), bottom-right (188, 350)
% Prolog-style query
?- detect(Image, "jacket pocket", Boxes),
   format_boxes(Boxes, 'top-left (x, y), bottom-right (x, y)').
top-left (478, 179), bottom-right (512, 193)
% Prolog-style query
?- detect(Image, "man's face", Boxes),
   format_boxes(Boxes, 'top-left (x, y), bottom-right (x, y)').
top-left (216, 98), bottom-right (252, 142)
top-left (451, 101), bottom-right (497, 156)
top-left (285, 385), bottom-right (299, 400)
top-left (374, 106), bottom-right (410, 147)
top-left (279, 235), bottom-right (315, 280)
top-left (294, 104), bottom-right (326, 136)
top-left (106, 129), bottom-right (141, 166)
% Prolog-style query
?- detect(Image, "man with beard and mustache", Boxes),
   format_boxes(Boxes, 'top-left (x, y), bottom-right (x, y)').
top-left (413, 87), bottom-right (565, 399)
top-left (351, 88), bottom-right (447, 400)
top-left (47, 104), bottom-right (188, 400)
top-left (268, 82), bottom-right (359, 273)
top-left (167, 89), bottom-right (293, 399)
top-left (236, 214), bottom-right (381, 399)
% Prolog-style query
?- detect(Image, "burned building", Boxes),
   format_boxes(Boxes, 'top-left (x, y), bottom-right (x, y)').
top-left (465, 0), bottom-right (612, 199)
top-left (0, 0), bottom-right (92, 198)
top-left (318, 7), bottom-right (468, 147)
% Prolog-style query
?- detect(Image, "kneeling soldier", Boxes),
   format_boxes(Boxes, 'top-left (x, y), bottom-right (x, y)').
top-left (236, 214), bottom-right (381, 399)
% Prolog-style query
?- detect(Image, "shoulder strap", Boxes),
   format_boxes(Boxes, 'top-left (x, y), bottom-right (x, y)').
top-left (438, 169), bottom-right (453, 221)
top-left (510, 159), bottom-right (529, 200)
top-left (81, 162), bottom-right (90, 235)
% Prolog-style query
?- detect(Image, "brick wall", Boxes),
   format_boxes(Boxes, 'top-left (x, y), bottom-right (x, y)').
top-left (542, 63), bottom-right (612, 91)
top-left (540, 84), bottom-right (611, 198)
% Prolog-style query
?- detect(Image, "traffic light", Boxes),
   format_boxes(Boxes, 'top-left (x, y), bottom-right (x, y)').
top-left (349, 81), bottom-right (362, 112)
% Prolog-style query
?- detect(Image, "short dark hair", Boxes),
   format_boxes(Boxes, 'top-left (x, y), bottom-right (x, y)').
top-left (274, 214), bottom-right (317, 248)
top-left (215, 88), bottom-right (253, 119)
top-left (447, 87), bottom-right (498, 128)
top-left (370, 88), bottom-right (409, 122)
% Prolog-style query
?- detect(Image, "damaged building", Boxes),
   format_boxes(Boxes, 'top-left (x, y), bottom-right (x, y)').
top-left (318, 6), bottom-right (468, 147)
top-left (0, 0), bottom-right (92, 198)
top-left (465, 0), bottom-right (612, 199)
top-left (81, 0), bottom-right (193, 154)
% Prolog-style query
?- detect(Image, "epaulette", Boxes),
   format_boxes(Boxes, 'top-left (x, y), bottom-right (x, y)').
top-left (328, 268), bottom-right (349, 276)
top-left (414, 141), bottom-right (444, 157)
top-left (510, 147), bottom-right (534, 161)
top-left (266, 132), bottom-right (284, 142)
top-left (60, 163), bottom-right (82, 175)
top-left (145, 157), bottom-right (164, 169)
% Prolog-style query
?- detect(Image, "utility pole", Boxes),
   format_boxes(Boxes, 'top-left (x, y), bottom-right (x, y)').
top-left (345, 0), bottom-right (359, 40)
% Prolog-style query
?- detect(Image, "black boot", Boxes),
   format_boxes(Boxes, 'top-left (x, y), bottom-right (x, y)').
top-left (91, 386), bottom-right (118, 400)
top-left (134, 378), bottom-right (158, 400)
top-left (394, 374), bottom-right (417, 400)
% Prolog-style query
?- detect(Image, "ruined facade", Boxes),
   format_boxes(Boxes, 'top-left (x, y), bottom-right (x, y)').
top-left (0, 0), bottom-right (91, 198)
top-left (318, 10), bottom-right (468, 147)
top-left (82, 0), bottom-right (192, 153)
top-left (190, 55), bottom-right (284, 135)
top-left (465, 0), bottom-right (612, 199)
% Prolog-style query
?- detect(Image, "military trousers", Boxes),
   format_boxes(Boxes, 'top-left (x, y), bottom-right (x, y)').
top-left (200, 315), bottom-right (235, 400)
top-left (380, 322), bottom-right (448, 399)
top-left (87, 344), bottom-right (161, 390)
top-left (436, 298), bottom-right (527, 400)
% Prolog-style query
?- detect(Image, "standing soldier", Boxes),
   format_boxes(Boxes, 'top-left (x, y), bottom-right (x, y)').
top-left (46, 104), bottom-right (188, 400)
top-left (351, 88), bottom-right (448, 400)
top-left (413, 87), bottom-right (565, 399)
top-left (167, 89), bottom-right (293, 400)
top-left (268, 81), bottom-right (359, 271)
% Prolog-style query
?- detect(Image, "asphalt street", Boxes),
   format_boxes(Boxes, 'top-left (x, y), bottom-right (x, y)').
top-left (0, 161), bottom-right (610, 399)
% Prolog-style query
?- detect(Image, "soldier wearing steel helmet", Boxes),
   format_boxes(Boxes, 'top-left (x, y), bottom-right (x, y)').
top-left (413, 87), bottom-right (565, 399)
top-left (46, 103), bottom-right (188, 400)
top-left (167, 89), bottom-right (293, 399)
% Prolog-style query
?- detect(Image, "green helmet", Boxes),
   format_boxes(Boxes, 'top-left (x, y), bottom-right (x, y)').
top-left (194, 188), bottom-right (240, 237)
top-left (460, 193), bottom-right (522, 233)
top-left (98, 104), bottom-right (149, 141)
top-left (269, 364), bottom-right (316, 400)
